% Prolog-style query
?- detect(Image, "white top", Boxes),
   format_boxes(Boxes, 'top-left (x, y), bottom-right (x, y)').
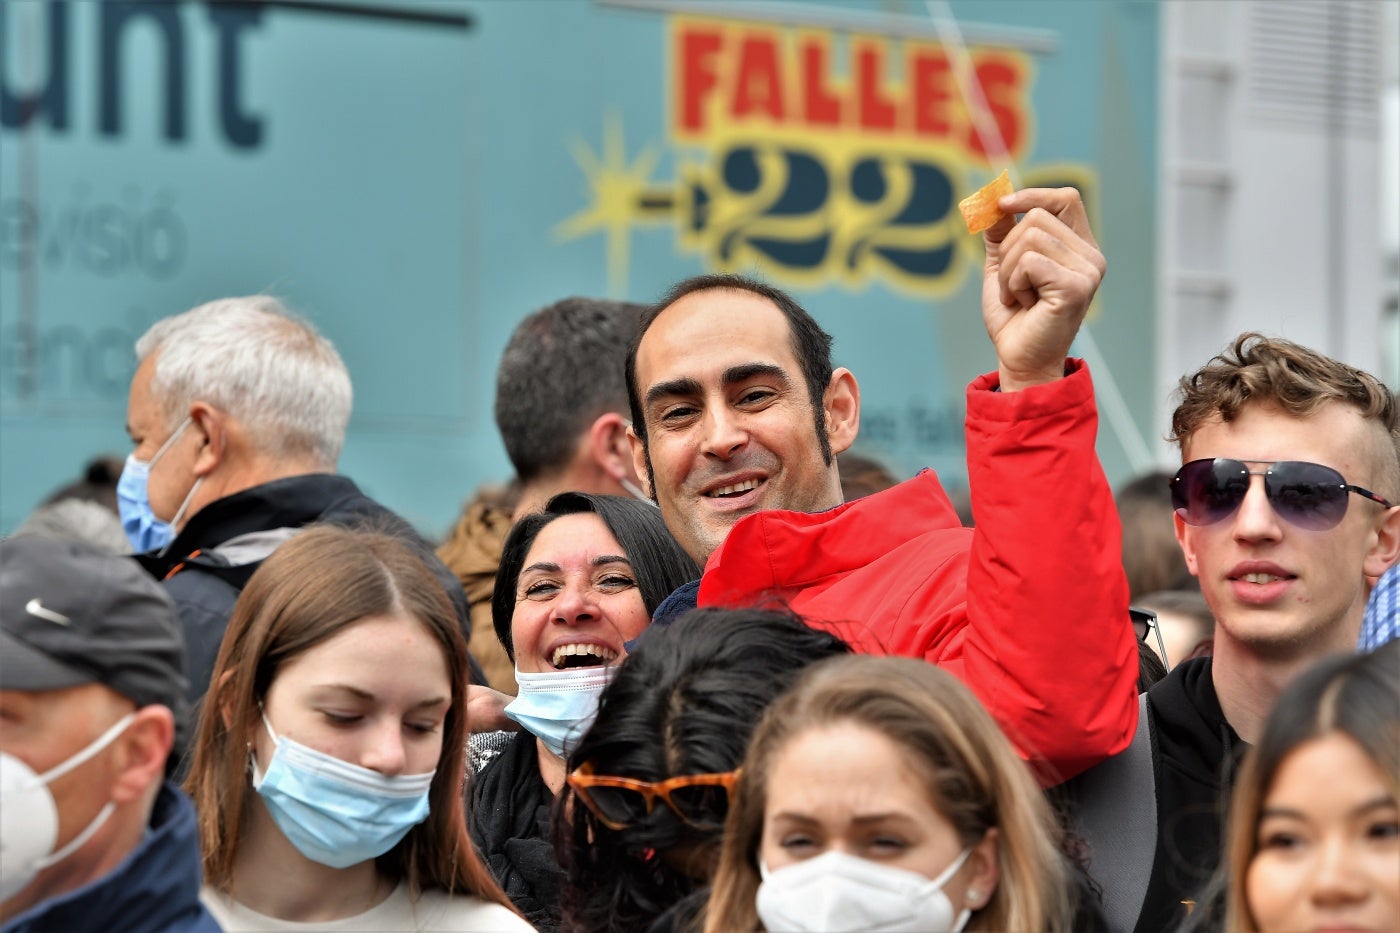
top-left (201, 883), bottom-right (531, 932)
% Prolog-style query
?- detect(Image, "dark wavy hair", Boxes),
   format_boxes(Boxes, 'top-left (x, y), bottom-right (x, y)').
top-left (490, 492), bottom-right (698, 659)
top-left (555, 607), bottom-right (851, 933)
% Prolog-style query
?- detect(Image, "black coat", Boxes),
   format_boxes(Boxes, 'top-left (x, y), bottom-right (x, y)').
top-left (135, 473), bottom-right (475, 712)
top-left (1065, 658), bottom-right (1249, 933)
top-left (468, 731), bottom-right (562, 932)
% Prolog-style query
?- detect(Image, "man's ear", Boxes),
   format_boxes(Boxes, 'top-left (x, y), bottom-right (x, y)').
top-left (627, 424), bottom-right (652, 499)
top-left (588, 412), bottom-right (639, 488)
top-left (1363, 506), bottom-right (1400, 579)
top-left (109, 705), bottom-right (174, 805)
top-left (1173, 511), bottom-right (1200, 577)
top-left (823, 368), bottom-right (860, 456)
top-left (189, 402), bottom-right (227, 478)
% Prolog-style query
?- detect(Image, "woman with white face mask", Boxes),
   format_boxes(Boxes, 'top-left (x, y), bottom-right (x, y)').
top-left (469, 492), bottom-right (698, 931)
top-left (183, 525), bottom-right (530, 931)
top-left (704, 655), bottom-right (1092, 933)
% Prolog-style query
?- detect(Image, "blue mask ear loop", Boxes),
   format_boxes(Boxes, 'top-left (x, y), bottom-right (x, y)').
top-left (150, 416), bottom-right (202, 559)
top-left (248, 704), bottom-right (279, 789)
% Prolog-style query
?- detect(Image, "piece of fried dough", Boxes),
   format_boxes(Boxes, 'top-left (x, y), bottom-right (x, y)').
top-left (958, 169), bottom-right (1014, 235)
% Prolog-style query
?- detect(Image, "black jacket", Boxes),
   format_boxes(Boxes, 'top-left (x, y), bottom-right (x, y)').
top-left (135, 473), bottom-right (473, 709)
top-left (1, 784), bottom-right (219, 933)
top-left (1066, 657), bottom-right (1248, 933)
top-left (1137, 658), bottom-right (1247, 931)
top-left (468, 731), bottom-right (561, 932)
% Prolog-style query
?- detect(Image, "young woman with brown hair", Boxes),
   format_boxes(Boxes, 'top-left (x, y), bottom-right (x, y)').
top-left (704, 655), bottom-right (1087, 933)
top-left (184, 524), bottom-right (528, 931)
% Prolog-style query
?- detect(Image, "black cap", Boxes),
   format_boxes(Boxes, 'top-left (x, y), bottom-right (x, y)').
top-left (0, 535), bottom-right (188, 718)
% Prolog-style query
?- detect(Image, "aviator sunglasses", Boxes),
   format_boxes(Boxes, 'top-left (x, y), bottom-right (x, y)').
top-left (1171, 458), bottom-right (1393, 531)
top-left (567, 762), bottom-right (741, 831)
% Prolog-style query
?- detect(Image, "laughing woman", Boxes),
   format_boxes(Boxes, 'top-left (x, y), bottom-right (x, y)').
top-left (469, 492), bottom-right (699, 931)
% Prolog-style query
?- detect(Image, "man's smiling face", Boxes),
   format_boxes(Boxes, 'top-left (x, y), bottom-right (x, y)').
top-left (630, 289), bottom-right (854, 566)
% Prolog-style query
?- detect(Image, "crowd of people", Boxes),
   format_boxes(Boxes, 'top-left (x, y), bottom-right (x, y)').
top-left (2, 183), bottom-right (1396, 933)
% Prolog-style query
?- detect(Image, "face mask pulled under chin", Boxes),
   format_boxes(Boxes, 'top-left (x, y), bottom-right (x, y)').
top-left (756, 847), bottom-right (975, 933)
top-left (0, 713), bottom-right (137, 902)
top-left (505, 665), bottom-right (619, 758)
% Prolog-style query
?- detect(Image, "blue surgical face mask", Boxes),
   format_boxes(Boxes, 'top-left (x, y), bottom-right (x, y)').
top-left (505, 665), bottom-right (619, 758)
top-left (117, 417), bottom-right (200, 553)
top-left (250, 711), bottom-right (435, 869)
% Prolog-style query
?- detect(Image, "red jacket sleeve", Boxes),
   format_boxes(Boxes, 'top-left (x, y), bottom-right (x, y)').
top-left (955, 359), bottom-right (1138, 784)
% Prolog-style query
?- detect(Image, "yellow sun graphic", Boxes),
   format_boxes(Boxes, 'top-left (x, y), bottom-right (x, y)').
top-left (554, 111), bottom-right (666, 296)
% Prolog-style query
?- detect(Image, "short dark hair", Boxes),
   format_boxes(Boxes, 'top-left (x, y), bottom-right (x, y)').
top-left (556, 607), bottom-right (851, 933)
top-left (625, 274), bottom-right (835, 462)
top-left (495, 298), bottom-right (645, 482)
top-left (40, 455), bottom-right (125, 513)
top-left (490, 492), bottom-right (699, 659)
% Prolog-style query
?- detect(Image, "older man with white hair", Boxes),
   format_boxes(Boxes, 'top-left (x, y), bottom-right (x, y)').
top-left (121, 296), bottom-right (472, 705)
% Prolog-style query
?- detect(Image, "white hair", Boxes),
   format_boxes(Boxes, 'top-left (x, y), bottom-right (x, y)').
top-left (135, 296), bottom-right (352, 467)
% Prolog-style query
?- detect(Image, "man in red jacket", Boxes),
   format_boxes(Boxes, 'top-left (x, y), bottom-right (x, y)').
top-left (625, 186), bottom-right (1137, 783)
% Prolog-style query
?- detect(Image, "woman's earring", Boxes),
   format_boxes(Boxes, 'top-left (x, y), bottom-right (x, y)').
top-left (966, 889), bottom-right (981, 907)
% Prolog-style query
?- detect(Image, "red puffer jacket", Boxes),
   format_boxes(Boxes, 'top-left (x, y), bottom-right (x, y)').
top-left (698, 359), bottom-right (1138, 784)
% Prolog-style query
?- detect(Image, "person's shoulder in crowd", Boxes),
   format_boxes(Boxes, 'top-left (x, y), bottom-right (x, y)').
top-left (1066, 333), bottom-right (1400, 932)
top-left (0, 535), bottom-right (217, 933)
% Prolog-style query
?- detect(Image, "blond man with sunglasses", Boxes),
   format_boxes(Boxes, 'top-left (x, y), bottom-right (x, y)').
top-left (1065, 333), bottom-right (1400, 933)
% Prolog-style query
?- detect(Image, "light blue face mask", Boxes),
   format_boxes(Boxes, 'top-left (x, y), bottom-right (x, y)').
top-left (117, 417), bottom-right (199, 553)
top-left (505, 665), bottom-right (619, 759)
top-left (250, 711), bottom-right (435, 869)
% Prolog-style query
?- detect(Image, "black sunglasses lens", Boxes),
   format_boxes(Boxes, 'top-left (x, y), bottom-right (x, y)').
top-left (585, 785), bottom-right (650, 827)
top-left (1266, 462), bottom-right (1349, 530)
top-left (1129, 608), bottom-right (1152, 642)
top-left (666, 783), bottom-right (732, 829)
top-left (1173, 459), bottom-right (1249, 525)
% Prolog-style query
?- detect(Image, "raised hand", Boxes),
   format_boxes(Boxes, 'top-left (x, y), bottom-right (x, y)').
top-left (980, 187), bottom-right (1105, 392)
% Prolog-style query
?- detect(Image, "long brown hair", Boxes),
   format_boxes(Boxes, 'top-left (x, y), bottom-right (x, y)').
top-left (703, 655), bottom-right (1075, 933)
top-left (184, 524), bottom-right (512, 910)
